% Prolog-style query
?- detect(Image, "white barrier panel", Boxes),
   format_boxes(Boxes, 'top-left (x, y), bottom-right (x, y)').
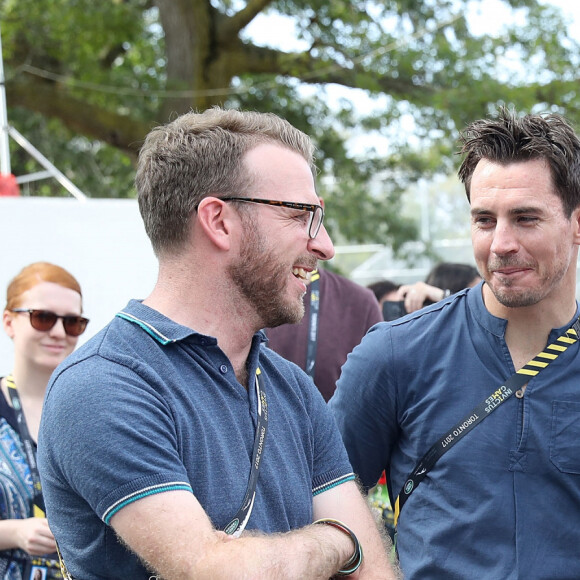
top-left (0, 197), bottom-right (157, 374)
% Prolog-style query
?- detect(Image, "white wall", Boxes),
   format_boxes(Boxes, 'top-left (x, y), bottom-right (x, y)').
top-left (0, 197), bottom-right (158, 374)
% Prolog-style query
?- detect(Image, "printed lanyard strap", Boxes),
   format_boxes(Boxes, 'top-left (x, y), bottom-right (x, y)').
top-left (223, 367), bottom-right (268, 537)
top-left (5, 375), bottom-right (46, 515)
top-left (394, 317), bottom-right (580, 527)
top-left (305, 271), bottom-right (321, 379)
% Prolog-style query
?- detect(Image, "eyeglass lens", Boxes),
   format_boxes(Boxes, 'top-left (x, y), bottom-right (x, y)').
top-left (310, 206), bottom-right (323, 239)
top-left (24, 310), bottom-right (88, 336)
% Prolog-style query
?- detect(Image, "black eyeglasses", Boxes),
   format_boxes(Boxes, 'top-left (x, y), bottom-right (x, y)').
top-left (223, 197), bottom-right (325, 239)
top-left (10, 309), bottom-right (89, 337)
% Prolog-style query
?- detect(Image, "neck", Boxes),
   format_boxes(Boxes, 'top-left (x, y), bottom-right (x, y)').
top-left (7, 360), bottom-right (53, 399)
top-left (482, 282), bottom-right (578, 369)
top-left (144, 261), bottom-right (259, 388)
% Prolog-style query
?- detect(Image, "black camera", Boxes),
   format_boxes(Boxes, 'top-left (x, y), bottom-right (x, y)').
top-left (382, 300), bottom-right (407, 321)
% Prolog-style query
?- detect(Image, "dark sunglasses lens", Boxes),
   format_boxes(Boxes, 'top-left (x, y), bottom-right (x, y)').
top-left (63, 316), bottom-right (88, 337)
top-left (29, 310), bottom-right (58, 332)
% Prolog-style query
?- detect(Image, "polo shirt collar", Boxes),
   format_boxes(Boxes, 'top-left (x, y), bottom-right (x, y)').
top-left (116, 299), bottom-right (267, 346)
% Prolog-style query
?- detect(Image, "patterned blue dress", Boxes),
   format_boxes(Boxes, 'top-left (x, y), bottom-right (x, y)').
top-left (0, 386), bottom-right (33, 580)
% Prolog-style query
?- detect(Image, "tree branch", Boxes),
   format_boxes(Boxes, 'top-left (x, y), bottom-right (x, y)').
top-left (226, 43), bottom-right (434, 101)
top-left (6, 79), bottom-right (151, 156)
top-left (218, 0), bottom-right (276, 41)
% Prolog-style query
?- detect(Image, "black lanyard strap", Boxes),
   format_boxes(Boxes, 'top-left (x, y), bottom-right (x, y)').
top-left (5, 375), bottom-right (46, 515)
top-left (393, 317), bottom-right (580, 526)
top-left (223, 367), bottom-right (268, 536)
top-left (305, 271), bottom-right (321, 379)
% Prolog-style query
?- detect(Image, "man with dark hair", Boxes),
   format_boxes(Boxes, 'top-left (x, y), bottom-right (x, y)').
top-left (330, 107), bottom-right (580, 579)
top-left (37, 108), bottom-right (396, 579)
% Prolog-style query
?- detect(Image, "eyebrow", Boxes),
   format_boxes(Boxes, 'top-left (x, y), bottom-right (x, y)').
top-left (470, 206), bottom-right (545, 218)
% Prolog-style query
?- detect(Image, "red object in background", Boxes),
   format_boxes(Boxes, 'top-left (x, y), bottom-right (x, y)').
top-left (0, 173), bottom-right (20, 196)
top-left (378, 470), bottom-right (387, 485)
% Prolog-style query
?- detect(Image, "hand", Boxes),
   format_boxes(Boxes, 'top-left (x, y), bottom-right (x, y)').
top-left (397, 282), bottom-right (445, 313)
top-left (15, 517), bottom-right (57, 555)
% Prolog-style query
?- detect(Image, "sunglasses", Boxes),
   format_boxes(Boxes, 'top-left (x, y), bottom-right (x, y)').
top-left (10, 309), bottom-right (89, 337)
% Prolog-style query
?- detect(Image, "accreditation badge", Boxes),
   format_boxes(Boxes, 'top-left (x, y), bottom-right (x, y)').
top-left (24, 556), bottom-right (63, 580)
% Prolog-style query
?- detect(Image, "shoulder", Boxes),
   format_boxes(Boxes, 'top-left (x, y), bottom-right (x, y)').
top-left (361, 287), bottom-right (475, 350)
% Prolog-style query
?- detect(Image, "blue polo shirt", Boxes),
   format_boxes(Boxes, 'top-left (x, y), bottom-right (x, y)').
top-left (38, 300), bottom-right (354, 580)
top-left (330, 283), bottom-right (580, 580)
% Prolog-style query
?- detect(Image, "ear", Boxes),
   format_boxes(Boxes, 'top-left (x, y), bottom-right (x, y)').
top-left (318, 196), bottom-right (325, 209)
top-left (3, 310), bottom-right (15, 340)
top-left (195, 197), bottom-right (237, 251)
top-left (572, 206), bottom-right (580, 246)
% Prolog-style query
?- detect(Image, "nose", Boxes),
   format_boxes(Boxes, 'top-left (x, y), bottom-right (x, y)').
top-left (489, 220), bottom-right (519, 256)
top-left (48, 318), bottom-right (68, 338)
top-left (308, 223), bottom-right (335, 261)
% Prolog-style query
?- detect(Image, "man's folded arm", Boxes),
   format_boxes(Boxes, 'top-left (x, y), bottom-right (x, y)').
top-left (312, 479), bottom-right (399, 580)
top-left (111, 488), bottom-right (361, 580)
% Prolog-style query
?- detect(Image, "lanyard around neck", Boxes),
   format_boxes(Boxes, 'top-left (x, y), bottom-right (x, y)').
top-left (5, 374), bottom-right (46, 515)
top-left (305, 271), bottom-right (321, 379)
top-left (223, 367), bottom-right (268, 537)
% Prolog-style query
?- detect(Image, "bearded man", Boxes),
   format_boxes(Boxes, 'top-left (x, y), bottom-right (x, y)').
top-left (38, 109), bottom-right (397, 580)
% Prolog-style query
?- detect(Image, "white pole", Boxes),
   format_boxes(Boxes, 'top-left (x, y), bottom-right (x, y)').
top-left (8, 126), bottom-right (87, 201)
top-left (0, 26), bottom-right (11, 175)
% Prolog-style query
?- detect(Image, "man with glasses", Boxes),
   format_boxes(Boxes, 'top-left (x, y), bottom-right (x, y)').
top-left (37, 108), bottom-right (397, 579)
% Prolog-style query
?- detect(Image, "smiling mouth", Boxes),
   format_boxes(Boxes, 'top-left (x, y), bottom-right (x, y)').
top-left (292, 267), bottom-right (313, 282)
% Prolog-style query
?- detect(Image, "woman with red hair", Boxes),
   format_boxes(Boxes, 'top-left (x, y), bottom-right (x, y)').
top-left (0, 262), bottom-right (88, 579)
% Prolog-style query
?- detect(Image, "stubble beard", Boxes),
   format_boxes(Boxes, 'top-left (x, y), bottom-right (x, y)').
top-left (486, 256), bottom-right (568, 308)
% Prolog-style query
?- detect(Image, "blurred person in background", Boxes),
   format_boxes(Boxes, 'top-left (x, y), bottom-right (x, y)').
top-left (0, 262), bottom-right (88, 580)
top-left (425, 262), bottom-right (481, 295)
top-left (366, 280), bottom-right (400, 306)
top-left (267, 265), bottom-right (383, 402)
top-left (373, 263), bottom-right (481, 320)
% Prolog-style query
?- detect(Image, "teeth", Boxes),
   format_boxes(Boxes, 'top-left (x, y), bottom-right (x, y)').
top-left (292, 267), bottom-right (311, 281)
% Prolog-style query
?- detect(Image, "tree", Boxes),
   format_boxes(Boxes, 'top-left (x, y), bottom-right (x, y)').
top-left (2, 0), bottom-right (580, 248)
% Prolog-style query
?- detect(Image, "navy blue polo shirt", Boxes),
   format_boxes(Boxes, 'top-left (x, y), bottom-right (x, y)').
top-left (38, 300), bottom-right (354, 579)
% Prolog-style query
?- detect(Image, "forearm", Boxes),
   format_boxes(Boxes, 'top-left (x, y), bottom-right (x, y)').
top-left (114, 490), bottom-right (363, 580)
top-left (141, 524), bottom-right (356, 580)
top-left (349, 508), bottom-right (400, 580)
top-left (313, 480), bottom-right (399, 580)
top-left (0, 519), bottom-right (20, 550)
